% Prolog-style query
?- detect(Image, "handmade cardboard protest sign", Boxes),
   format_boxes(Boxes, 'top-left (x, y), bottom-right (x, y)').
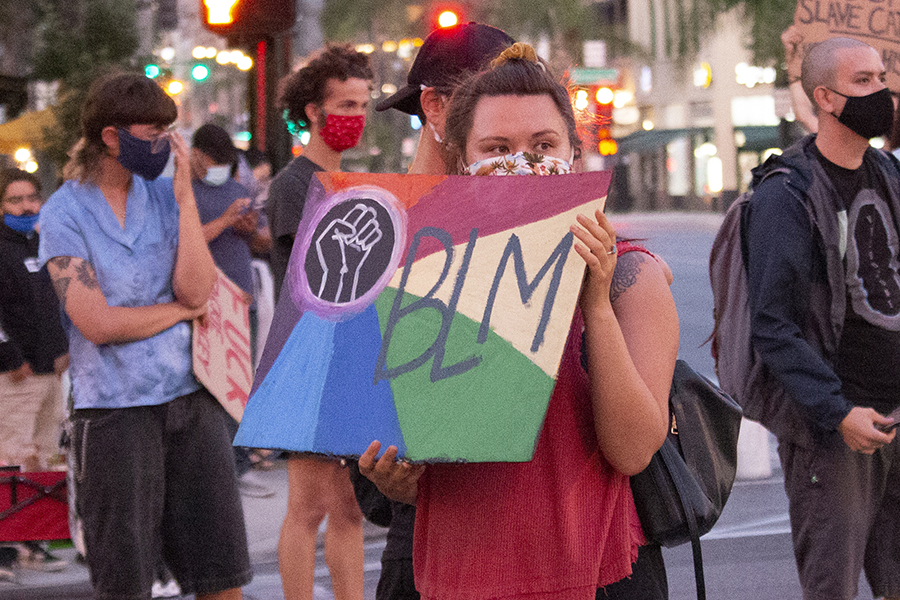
top-left (193, 268), bottom-right (253, 422)
top-left (793, 0), bottom-right (900, 89)
top-left (235, 171), bottom-right (610, 463)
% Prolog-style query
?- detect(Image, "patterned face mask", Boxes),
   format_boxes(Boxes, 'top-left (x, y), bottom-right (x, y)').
top-left (464, 151), bottom-right (572, 176)
top-left (318, 112), bottom-right (366, 152)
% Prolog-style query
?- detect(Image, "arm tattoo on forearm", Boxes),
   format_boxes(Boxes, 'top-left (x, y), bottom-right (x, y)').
top-left (609, 253), bottom-right (645, 304)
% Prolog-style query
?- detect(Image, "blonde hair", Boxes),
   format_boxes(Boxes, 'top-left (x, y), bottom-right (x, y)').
top-left (490, 43), bottom-right (540, 69)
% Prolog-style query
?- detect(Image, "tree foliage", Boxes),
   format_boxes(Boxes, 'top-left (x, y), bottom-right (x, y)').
top-left (719, 0), bottom-right (796, 66)
top-left (320, 0), bottom-right (795, 71)
top-left (32, 0), bottom-right (140, 170)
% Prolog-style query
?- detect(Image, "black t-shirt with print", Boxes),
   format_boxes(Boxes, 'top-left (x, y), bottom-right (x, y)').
top-left (814, 146), bottom-right (900, 415)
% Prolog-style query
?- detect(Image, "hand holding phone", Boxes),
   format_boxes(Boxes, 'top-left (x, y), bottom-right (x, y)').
top-left (876, 406), bottom-right (900, 433)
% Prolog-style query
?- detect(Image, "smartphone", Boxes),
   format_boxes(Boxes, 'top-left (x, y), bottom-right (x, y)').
top-left (876, 406), bottom-right (900, 433)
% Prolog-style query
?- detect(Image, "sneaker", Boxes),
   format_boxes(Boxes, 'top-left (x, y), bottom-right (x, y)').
top-left (19, 541), bottom-right (67, 572)
top-left (151, 578), bottom-right (182, 598)
top-left (238, 470), bottom-right (275, 498)
top-left (0, 565), bottom-right (16, 583)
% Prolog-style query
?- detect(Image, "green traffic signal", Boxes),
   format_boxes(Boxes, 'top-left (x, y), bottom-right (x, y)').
top-left (145, 64), bottom-right (161, 79)
top-left (191, 64), bottom-right (210, 81)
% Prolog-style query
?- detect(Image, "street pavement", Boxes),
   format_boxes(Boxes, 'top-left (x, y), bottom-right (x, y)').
top-left (0, 212), bottom-right (879, 599)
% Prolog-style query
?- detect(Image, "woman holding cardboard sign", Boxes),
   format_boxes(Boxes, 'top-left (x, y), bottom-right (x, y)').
top-left (360, 44), bottom-right (679, 600)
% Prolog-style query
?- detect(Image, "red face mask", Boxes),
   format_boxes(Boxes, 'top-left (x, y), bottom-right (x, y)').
top-left (318, 112), bottom-right (366, 152)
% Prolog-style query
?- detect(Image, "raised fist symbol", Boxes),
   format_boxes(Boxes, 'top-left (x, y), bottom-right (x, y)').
top-left (314, 203), bottom-right (383, 303)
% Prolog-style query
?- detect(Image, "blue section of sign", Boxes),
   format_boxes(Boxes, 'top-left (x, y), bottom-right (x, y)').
top-left (312, 304), bottom-right (406, 456)
top-left (235, 312), bottom-right (335, 450)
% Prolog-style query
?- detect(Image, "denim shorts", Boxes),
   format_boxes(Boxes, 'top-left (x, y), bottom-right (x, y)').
top-left (71, 388), bottom-right (252, 600)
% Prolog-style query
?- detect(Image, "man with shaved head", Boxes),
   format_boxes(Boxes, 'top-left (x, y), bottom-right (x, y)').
top-left (745, 37), bottom-right (900, 600)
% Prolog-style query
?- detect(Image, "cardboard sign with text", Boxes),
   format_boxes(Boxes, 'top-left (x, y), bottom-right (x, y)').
top-left (794, 0), bottom-right (900, 90)
top-left (235, 171), bottom-right (610, 463)
top-left (193, 268), bottom-right (253, 422)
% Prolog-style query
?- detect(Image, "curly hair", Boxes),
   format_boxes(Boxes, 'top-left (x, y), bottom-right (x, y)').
top-left (63, 72), bottom-right (177, 182)
top-left (443, 44), bottom-right (581, 174)
top-left (279, 44), bottom-right (374, 133)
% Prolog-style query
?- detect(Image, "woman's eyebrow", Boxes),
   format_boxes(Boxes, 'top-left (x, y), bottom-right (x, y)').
top-left (475, 135), bottom-right (512, 144)
top-left (530, 130), bottom-right (561, 138)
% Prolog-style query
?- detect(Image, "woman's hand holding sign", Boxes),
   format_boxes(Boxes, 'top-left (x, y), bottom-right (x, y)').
top-left (358, 441), bottom-right (425, 506)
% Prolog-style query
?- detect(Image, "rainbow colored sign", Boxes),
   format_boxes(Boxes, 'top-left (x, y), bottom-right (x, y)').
top-left (235, 171), bottom-right (611, 462)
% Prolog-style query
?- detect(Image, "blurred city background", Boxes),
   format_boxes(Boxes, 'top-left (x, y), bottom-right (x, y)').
top-left (0, 0), bottom-right (811, 211)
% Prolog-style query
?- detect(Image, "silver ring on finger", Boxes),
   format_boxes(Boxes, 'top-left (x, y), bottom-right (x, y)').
top-left (606, 245), bottom-right (617, 255)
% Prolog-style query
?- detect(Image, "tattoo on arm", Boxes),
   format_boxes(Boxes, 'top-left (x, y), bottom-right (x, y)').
top-left (53, 256), bottom-right (72, 270)
top-left (51, 276), bottom-right (71, 305)
top-left (48, 256), bottom-right (100, 306)
top-left (75, 261), bottom-right (100, 290)
top-left (609, 253), bottom-right (646, 304)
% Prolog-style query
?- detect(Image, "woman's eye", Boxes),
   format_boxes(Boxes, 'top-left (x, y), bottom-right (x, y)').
top-left (537, 142), bottom-right (553, 152)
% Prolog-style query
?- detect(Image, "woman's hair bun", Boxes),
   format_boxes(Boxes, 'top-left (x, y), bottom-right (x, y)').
top-left (490, 43), bottom-right (539, 69)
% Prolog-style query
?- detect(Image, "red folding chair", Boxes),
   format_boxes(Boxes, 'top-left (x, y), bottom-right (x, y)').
top-left (0, 466), bottom-right (70, 542)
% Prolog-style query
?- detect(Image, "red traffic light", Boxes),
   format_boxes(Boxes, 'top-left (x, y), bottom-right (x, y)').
top-left (437, 10), bottom-right (459, 28)
top-left (201, 0), bottom-right (295, 38)
top-left (598, 138), bottom-right (618, 156)
top-left (595, 87), bottom-right (614, 105)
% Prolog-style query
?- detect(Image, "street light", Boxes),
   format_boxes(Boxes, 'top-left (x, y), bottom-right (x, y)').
top-left (14, 147), bottom-right (31, 163)
top-left (166, 80), bottom-right (184, 95)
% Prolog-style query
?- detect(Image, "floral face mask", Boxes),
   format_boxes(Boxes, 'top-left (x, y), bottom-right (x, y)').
top-left (464, 151), bottom-right (572, 176)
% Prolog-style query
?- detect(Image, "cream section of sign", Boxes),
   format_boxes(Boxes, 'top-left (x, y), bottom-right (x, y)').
top-left (387, 200), bottom-right (603, 377)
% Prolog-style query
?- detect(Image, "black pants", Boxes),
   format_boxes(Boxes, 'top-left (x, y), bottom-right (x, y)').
top-left (597, 544), bottom-right (668, 600)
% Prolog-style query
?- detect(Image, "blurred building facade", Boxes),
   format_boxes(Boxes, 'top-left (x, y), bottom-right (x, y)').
top-left (601, 0), bottom-right (802, 212)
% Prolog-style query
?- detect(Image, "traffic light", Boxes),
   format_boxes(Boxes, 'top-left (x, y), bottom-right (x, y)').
top-left (145, 64), bottom-right (162, 79)
top-left (191, 64), bottom-right (211, 81)
top-left (200, 0), bottom-right (296, 38)
top-left (428, 4), bottom-right (464, 30)
top-left (598, 137), bottom-right (618, 156)
top-left (592, 86), bottom-right (617, 156)
top-left (437, 10), bottom-right (459, 28)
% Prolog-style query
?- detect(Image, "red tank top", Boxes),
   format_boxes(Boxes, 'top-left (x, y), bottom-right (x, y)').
top-left (413, 303), bottom-right (645, 600)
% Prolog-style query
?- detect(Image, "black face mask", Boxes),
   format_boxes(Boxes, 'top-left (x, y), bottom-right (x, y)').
top-left (828, 87), bottom-right (895, 139)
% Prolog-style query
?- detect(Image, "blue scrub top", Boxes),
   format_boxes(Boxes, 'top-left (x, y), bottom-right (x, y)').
top-left (39, 175), bottom-right (200, 409)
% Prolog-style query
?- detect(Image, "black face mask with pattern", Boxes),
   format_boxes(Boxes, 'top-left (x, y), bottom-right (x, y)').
top-left (828, 87), bottom-right (895, 139)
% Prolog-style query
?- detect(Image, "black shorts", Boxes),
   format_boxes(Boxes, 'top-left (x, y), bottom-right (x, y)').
top-left (71, 388), bottom-right (252, 600)
top-left (377, 558), bottom-right (420, 600)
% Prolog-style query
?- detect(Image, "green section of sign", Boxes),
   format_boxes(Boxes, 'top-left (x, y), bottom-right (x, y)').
top-left (570, 67), bottom-right (618, 85)
top-left (374, 288), bottom-right (555, 463)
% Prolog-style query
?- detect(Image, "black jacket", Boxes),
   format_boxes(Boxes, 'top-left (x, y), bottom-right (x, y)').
top-left (0, 222), bottom-right (68, 374)
top-left (746, 135), bottom-right (900, 445)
